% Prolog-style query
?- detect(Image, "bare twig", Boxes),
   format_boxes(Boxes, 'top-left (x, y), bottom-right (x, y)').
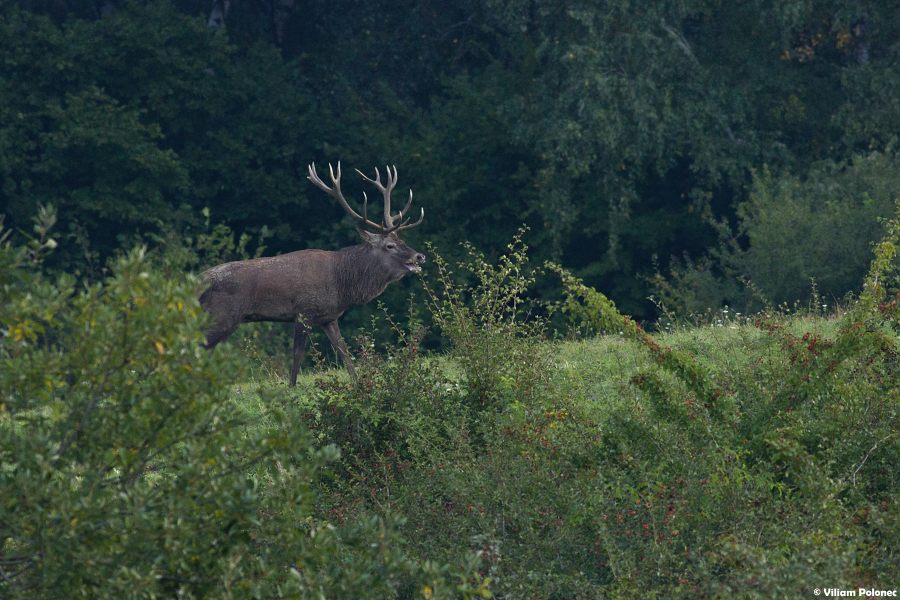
top-left (851, 433), bottom-right (894, 486)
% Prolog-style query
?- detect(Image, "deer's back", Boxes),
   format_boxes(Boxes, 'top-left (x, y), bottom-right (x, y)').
top-left (201, 249), bottom-right (347, 325)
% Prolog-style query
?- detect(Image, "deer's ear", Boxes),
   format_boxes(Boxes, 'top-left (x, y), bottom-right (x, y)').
top-left (358, 229), bottom-right (381, 245)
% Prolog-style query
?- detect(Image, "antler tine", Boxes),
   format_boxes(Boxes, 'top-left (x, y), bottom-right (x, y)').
top-left (384, 165), bottom-right (398, 227)
top-left (384, 165), bottom-right (411, 222)
top-left (307, 162), bottom-right (336, 199)
top-left (356, 166), bottom-right (399, 228)
top-left (308, 161), bottom-right (386, 232)
top-left (329, 161), bottom-right (341, 186)
top-left (355, 166), bottom-right (381, 188)
top-left (387, 165), bottom-right (399, 190)
top-left (385, 166), bottom-right (417, 230)
top-left (340, 163), bottom-right (425, 233)
top-left (394, 206), bottom-right (425, 232)
top-left (397, 189), bottom-right (414, 221)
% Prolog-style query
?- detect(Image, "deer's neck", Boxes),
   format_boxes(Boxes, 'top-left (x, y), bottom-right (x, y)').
top-left (335, 244), bottom-right (399, 307)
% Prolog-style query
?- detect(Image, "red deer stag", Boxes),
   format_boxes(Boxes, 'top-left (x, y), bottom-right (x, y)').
top-left (199, 162), bottom-right (425, 385)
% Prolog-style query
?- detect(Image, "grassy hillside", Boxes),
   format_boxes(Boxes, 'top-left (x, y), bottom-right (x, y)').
top-left (2, 216), bottom-right (897, 598)
top-left (221, 312), bottom-right (894, 599)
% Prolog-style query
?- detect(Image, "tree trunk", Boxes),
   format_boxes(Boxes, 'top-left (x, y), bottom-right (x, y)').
top-left (273, 0), bottom-right (296, 45)
top-left (208, 0), bottom-right (231, 29)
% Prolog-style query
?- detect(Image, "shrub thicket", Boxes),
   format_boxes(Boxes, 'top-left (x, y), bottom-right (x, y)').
top-left (654, 157), bottom-right (900, 314)
top-left (0, 210), bottom-right (484, 599)
top-left (295, 218), bottom-right (898, 598)
top-left (3, 207), bottom-right (897, 598)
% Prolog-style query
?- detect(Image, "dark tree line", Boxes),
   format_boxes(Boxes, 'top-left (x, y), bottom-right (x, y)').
top-left (2, 0), bottom-right (898, 317)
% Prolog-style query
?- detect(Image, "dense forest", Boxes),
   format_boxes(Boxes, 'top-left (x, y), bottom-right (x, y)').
top-left (2, 0), bottom-right (898, 320)
top-left (2, 2), bottom-right (899, 598)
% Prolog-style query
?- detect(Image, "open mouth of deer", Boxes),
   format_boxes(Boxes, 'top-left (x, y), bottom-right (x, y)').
top-left (404, 262), bottom-right (422, 273)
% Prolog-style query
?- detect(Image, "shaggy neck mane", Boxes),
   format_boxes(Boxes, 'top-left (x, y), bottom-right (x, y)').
top-left (334, 243), bottom-right (396, 306)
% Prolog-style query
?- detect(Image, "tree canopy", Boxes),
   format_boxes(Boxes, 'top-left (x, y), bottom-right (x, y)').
top-left (2, 0), bottom-right (898, 316)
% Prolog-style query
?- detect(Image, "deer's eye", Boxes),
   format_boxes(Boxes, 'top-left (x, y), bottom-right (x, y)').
top-left (386, 243), bottom-right (397, 250)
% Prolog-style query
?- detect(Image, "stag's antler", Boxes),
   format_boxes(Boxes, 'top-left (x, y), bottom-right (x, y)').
top-left (306, 161), bottom-right (423, 234)
top-left (355, 165), bottom-right (424, 232)
top-left (307, 162), bottom-right (386, 232)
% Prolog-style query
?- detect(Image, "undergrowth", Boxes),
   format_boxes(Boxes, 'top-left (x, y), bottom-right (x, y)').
top-left (2, 209), bottom-right (897, 598)
top-left (292, 214), bottom-right (898, 598)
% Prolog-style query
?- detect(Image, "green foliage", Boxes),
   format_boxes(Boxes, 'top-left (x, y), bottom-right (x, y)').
top-left (278, 230), bottom-right (898, 598)
top-left (3, 217), bottom-right (897, 597)
top-left (734, 157), bottom-right (900, 306)
top-left (3, 0), bottom-right (900, 593)
top-left (5, 1), bottom-right (900, 319)
top-left (0, 3), bottom-right (322, 269)
top-left (548, 261), bottom-right (724, 414)
top-left (0, 216), bottom-right (481, 598)
top-left (654, 154), bottom-right (900, 314)
top-left (424, 231), bottom-right (552, 415)
top-left (855, 206), bottom-right (900, 318)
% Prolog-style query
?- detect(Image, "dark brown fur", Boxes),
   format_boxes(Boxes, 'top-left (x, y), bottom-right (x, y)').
top-left (200, 230), bottom-right (424, 384)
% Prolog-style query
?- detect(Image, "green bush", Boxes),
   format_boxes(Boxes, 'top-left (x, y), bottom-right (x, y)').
top-left (293, 227), bottom-right (897, 598)
top-left (546, 215), bottom-right (899, 596)
top-left (295, 234), bottom-right (563, 596)
top-left (735, 155), bottom-right (899, 305)
top-left (0, 210), bottom-right (484, 599)
top-left (424, 232), bottom-right (553, 416)
top-left (653, 153), bottom-right (900, 314)
top-left (4, 212), bottom-right (896, 598)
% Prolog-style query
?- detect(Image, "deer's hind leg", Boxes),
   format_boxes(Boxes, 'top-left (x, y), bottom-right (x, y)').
top-left (321, 320), bottom-right (356, 379)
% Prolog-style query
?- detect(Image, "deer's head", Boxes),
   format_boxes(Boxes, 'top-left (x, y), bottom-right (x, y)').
top-left (308, 162), bottom-right (426, 278)
top-left (358, 230), bottom-right (426, 277)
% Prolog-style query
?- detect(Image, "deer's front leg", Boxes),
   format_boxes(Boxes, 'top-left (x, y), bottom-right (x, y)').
top-left (290, 321), bottom-right (310, 386)
top-left (321, 320), bottom-right (356, 379)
